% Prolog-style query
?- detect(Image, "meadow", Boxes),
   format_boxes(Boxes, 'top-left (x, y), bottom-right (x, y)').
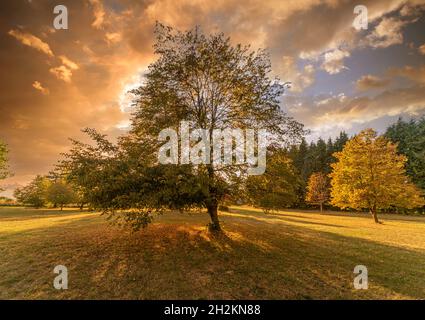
top-left (0, 206), bottom-right (424, 299)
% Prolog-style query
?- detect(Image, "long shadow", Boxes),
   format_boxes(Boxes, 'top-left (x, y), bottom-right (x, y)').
top-left (229, 206), bottom-right (425, 225)
top-left (232, 207), bottom-right (318, 220)
top-left (222, 211), bottom-right (346, 228)
top-left (1, 213), bottom-right (424, 299)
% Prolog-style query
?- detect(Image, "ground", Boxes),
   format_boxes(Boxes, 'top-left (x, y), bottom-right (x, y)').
top-left (0, 206), bottom-right (424, 299)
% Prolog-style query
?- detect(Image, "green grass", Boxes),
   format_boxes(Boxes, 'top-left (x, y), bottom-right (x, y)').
top-left (1, 206), bottom-right (425, 299)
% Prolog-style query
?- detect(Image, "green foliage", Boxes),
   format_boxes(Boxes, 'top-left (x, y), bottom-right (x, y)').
top-left (246, 149), bottom-right (300, 213)
top-left (61, 24), bottom-right (303, 231)
top-left (46, 180), bottom-right (76, 210)
top-left (330, 129), bottom-right (425, 223)
top-left (287, 132), bottom-right (349, 206)
top-left (385, 117), bottom-right (425, 190)
top-left (0, 196), bottom-right (15, 206)
top-left (14, 175), bottom-right (50, 208)
top-left (60, 128), bottom-right (210, 230)
top-left (0, 139), bottom-right (10, 190)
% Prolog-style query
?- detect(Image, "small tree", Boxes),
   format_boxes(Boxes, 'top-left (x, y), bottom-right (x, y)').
top-left (330, 129), bottom-right (425, 223)
top-left (305, 172), bottom-right (329, 212)
top-left (14, 175), bottom-right (50, 208)
top-left (46, 181), bottom-right (76, 210)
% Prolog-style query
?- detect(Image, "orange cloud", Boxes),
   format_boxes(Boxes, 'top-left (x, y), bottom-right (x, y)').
top-left (59, 56), bottom-right (79, 70)
top-left (356, 75), bottom-right (391, 91)
top-left (49, 65), bottom-right (73, 83)
top-left (89, 0), bottom-right (106, 29)
top-left (8, 29), bottom-right (54, 57)
top-left (32, 81), bottom-right (49, 95)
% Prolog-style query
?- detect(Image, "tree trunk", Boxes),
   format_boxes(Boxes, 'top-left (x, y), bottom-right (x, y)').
top-left (370, 207), bottom-right (379, 223)
top-left (320, 203), bottom-right (323, 212)
top-left (79, 202), bottom-right (84, 211)
top-left (60, 204), bottom-right (63, 211)
top-left (206, 160), bottom-right (221, 232)
top-left (207, 202), bottom-right (221, 232)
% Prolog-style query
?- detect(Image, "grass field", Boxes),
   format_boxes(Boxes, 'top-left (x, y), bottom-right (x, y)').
top-left (0, 206), bottom-right (424, 299)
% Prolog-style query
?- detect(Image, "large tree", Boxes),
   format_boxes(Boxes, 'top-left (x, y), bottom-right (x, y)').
top-left (128, 23), bottom-right (303, 230)
top-left (329, 129), bottom-right (424, 223)
top-left (62, 24), bottom-right (303, 231)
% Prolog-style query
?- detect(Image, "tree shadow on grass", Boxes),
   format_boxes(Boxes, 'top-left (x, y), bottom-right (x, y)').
top-left (231, 207), bottom-right (318, 220)
top-left (1, 213), bottom-right (424, 300)
top-left (221, 211), bottom-right (347, 229)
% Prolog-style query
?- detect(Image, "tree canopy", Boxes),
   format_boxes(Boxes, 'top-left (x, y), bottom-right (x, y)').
top-left (246, 149), bottom-right (300, 213)
top-left (60, 24), bottom-right (304, 231)
top-left (385, 117), bottom-right (425, 190)
top-left (14, 175), bottom-right (50, 208)
top-left (46, 180), bottom-right (76, 210)
top-left (305, 172), bottom-right (329, 212)
top-left (329, 129), bottom-right (424, 223)
top-left (286, 131), bottom-right (349, 206)
top-left (0, 139), bottom-right (10, 190)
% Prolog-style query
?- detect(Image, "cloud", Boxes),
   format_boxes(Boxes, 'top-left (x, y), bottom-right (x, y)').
top-left (49, 56), bottom-right (79, 83)
top-left (356, 75), bottom-right (391, 91)
top-left (89, 0), bottom-right (106, 29)
top-left (49, 65), bottom-right (73, 83)
top-left (287, 85), bottom-right (425, 133)
top-left (59, 56), bottom-right (79, 70)
top-left (389, 65), bottom-right (425, 84)
top-left (365, 17), bottom-right (406, 48)
top-left (105, 32), bottom-right (122, 44)
top-left (276, 56), bottom-right (315, 92)
top-left (8, 29), bottom-right (53, 56)
top-left (32, 81), bottom-right (49, 95)
top-left (321, 48), bottom-right (350, 74)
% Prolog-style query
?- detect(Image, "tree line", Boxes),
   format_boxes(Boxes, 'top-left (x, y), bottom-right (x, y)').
top-left (9, 118), bottom-right (424, 225)
top-left (13, 175), bottom-right (82, 210)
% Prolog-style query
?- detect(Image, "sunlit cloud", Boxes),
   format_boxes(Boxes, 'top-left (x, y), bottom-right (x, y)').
top-left (32, 81), bottom-right (49, 95)
top-left (321, 48), bottom-right (350, 74)
top-left (105, 32), bottom-right (122, 45)
top-left (89, 0), bottom-right (106, 29)
top-left (8, 29), bottom-right (53, 56)
top-left (49, 65), bottom-right (73, 83)
top-left (59, 56), bottom-right (79, 70)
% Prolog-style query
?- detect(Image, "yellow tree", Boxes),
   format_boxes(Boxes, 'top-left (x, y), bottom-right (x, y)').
top-left (306, 172), bottom-right (329, 212)
top-left (330, 129), bottom-right (424, 223)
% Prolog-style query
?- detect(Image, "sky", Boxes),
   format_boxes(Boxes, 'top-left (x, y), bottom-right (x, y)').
top-left (0, 0), bottom-right (425, 197)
